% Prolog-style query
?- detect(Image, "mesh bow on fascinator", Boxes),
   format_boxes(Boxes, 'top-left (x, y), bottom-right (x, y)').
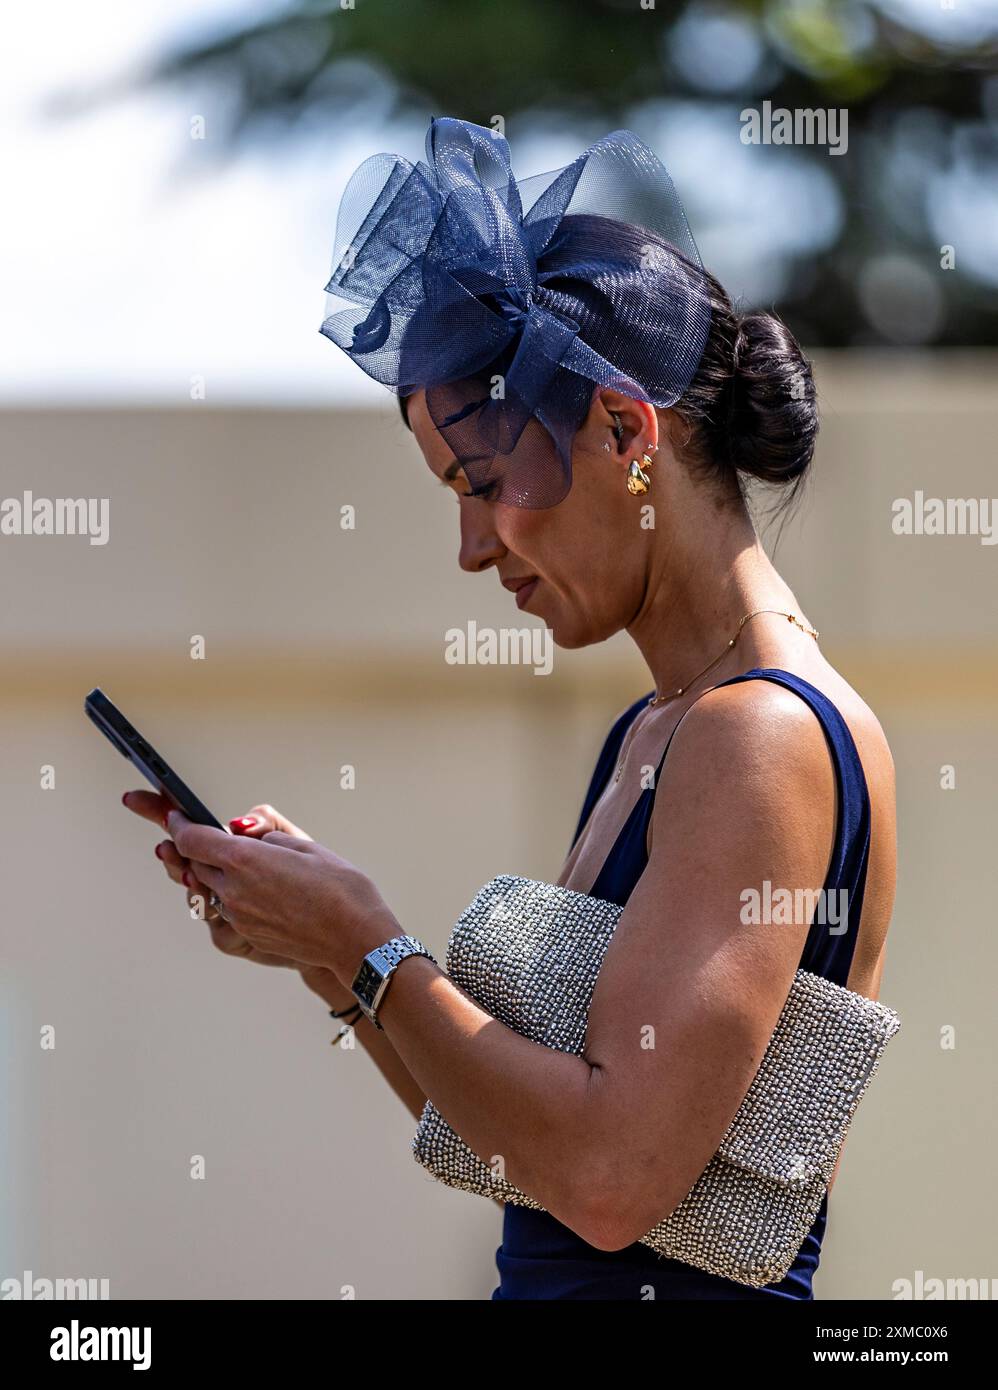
top-left (320, 117), bottom-right (711, 508)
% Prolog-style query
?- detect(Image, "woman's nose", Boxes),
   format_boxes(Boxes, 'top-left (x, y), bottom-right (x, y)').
top-left (457, 497), bottom-right (506, 574)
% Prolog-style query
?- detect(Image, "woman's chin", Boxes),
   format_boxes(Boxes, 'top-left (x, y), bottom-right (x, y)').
top-left (524, 593), bottom-right (603, 650)
top-left (544, 615), bottom-right (593, 651)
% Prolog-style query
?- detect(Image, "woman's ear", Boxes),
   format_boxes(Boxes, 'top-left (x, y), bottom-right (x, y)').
top-left (594, 390), bottom-right (659, 460)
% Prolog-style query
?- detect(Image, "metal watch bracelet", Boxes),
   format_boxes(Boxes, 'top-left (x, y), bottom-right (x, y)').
top-left (350, 933), bottom-right (437, 1030)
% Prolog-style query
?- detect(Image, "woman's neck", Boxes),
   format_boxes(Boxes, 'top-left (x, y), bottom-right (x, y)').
top-left (627, 497), bottom-right (803, 703)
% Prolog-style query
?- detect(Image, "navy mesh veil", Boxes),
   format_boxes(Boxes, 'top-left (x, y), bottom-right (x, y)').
top-left (320, 117), bottom-right (711, 508)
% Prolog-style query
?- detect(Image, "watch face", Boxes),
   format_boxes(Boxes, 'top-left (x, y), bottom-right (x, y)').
top-left (354, 960), bottom-right (382, 1003)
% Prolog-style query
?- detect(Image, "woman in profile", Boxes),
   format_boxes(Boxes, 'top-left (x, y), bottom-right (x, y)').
top-left (124, 118), bottom-right (897, 1300)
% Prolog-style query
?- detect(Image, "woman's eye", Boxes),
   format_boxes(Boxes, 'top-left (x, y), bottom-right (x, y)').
top-left (437, 474), bottom-right (499, 502)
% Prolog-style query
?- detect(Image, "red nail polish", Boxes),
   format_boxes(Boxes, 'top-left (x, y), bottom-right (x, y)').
top-left (230, 816), bottom-right (258, 830)
top-left (182, 870), bottom-right (192, 887)
top-left (155, 844), bottom-right (164, 860)
top-left (121, 792), bottom-right (131, 806)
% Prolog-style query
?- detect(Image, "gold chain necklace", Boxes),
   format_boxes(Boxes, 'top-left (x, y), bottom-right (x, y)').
top-left (612, 608), bottom-right (819, 783)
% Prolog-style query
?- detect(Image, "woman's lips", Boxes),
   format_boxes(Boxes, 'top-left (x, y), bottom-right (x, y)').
top-left (513, 577), bottom-right (539, 610)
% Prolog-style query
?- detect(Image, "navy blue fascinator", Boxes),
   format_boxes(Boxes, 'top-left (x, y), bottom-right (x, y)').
top-left (321, 118), bottom-right (711, 508)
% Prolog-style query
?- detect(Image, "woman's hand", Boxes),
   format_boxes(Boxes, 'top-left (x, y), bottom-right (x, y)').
top-left (121, 791), bottom-right (359, 1007)
top-left (160, 804), bottom-right (400, 985)
top-left (220, 804), bottom-right (360, 1007)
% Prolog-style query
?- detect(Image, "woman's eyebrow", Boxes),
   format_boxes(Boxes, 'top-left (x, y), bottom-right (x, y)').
top-left (442, 460), bottom-right (463, 481)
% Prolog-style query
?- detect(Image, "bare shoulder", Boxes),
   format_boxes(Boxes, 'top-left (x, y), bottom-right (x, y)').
top-left (650, 663), bottom-right (897, 993)
top-left (644, 677), bottom-right (838, 896)
top-left (659, 674), bottom-right (838, 792)
top-left (663, 663), bottom-right (894, 797)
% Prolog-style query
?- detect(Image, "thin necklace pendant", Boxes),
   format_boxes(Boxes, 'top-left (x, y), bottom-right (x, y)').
top-left (613, 729), bottom-right (635, 781)
top-left (613, 709), bottom-right (647, 781)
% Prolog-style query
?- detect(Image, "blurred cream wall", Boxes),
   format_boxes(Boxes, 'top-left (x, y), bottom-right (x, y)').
top-left (1, 350), bottom-right (996, 1299)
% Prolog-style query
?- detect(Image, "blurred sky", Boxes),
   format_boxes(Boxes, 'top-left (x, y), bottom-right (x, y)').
top-left (0, 0), bottom-right (398, 405)
top-left (0, 0), bottom-right (994, 405)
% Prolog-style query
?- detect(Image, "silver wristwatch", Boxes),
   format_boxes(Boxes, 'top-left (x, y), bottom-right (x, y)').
top-left (350, 933), bottom-right (437, 1030)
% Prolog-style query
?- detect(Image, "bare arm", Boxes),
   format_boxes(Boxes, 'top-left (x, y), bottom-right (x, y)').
top-left (358, 682), bottom-right (837, 1248)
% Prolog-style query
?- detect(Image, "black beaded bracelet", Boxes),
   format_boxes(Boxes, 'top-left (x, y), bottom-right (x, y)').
top-left (329, 1001), bottom-right (363, 1047)
top-left (329, 1002), bottom-right (363, 1020)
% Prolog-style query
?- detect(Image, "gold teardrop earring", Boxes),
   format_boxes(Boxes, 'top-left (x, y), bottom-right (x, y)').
top-left (626, 452), bottom-right (655, 495)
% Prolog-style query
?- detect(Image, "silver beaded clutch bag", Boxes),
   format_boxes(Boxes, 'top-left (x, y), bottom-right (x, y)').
top-left (412, 875), bottom-right (901, 1289)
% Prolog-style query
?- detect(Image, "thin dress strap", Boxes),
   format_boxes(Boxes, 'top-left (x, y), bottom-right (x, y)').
top-left (583, 668), bottom-right (872, 988)
top-left (713, 669), bottom-right (872, 987)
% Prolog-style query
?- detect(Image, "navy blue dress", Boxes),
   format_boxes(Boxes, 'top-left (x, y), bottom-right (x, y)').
top-left (492, 668), bottom-right (872, 1300)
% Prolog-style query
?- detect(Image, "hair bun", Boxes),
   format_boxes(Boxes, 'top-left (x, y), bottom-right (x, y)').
top-left (726, 313), bottom-right (818, 486)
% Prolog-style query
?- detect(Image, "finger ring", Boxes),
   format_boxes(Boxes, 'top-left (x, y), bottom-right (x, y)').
top-left (207, 892), bottom-right (226, 920)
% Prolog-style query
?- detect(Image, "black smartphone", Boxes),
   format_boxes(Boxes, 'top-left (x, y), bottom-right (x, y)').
top-left (85, 687), bottom-right (226, 830)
